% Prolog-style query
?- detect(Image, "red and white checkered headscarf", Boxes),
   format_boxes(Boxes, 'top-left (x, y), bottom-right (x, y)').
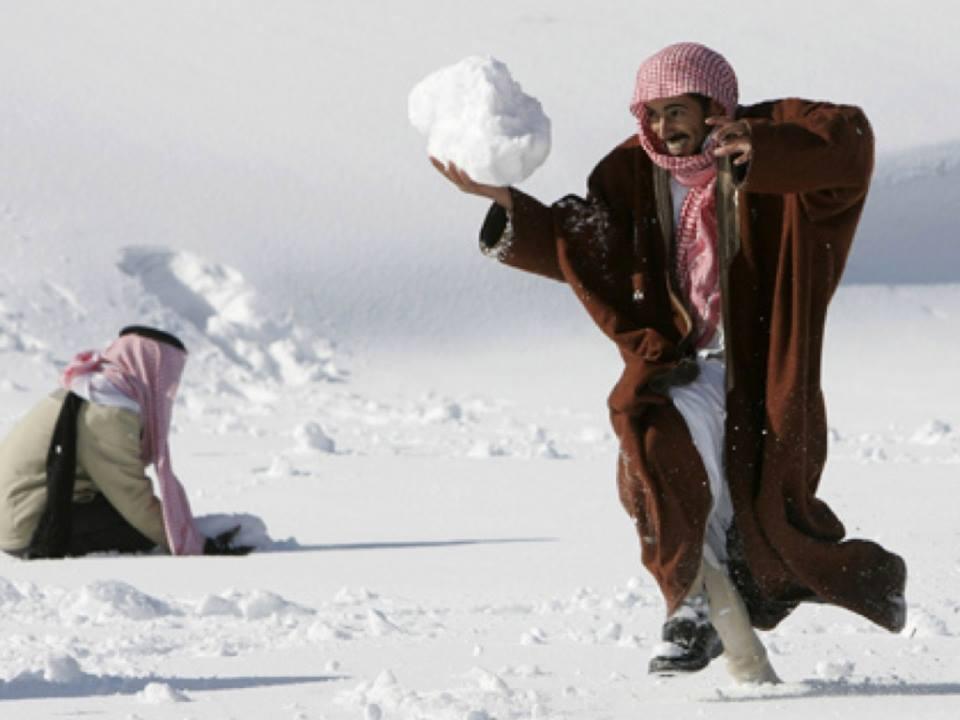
top-left (630, 42), bottom-right (738, 120)
top-left (629, 43), bottom-right (739, 349)
top-left (62, 333), bottom-right (205, 555)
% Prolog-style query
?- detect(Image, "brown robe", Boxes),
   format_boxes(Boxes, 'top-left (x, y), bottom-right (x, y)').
top-left (480, 98), bottom-right (906, 632)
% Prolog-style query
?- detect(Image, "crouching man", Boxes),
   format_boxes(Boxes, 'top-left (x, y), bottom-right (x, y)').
top-left (0, 326), bottom-right (248, 558)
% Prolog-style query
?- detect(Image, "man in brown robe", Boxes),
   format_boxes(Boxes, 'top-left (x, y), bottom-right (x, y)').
top-left (431, 42), bottom-right (906, 684)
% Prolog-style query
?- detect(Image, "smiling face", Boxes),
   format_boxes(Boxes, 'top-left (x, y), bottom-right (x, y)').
top-left (643, 94), bottom-right (711, 156)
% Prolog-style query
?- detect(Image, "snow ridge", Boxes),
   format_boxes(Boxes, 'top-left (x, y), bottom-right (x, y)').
top-left (118, 246), bottom-right (343, 386)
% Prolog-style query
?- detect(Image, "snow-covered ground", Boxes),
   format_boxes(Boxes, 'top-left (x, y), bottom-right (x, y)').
top-left (1, 2), bottom-right (958, 718)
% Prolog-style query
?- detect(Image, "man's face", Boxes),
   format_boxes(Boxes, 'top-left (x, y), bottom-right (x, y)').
top-left (643, 94), bottom-right (709, 156)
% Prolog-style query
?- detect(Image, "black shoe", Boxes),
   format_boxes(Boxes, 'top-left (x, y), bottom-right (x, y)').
top-left (648, 596), bottom-right (724, 675)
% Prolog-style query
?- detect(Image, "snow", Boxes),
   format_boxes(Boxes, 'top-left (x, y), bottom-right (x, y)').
top-left (136, 681), bottom-right (190, 704)
top-left (0, 1), bottom-right (959, 718)
top-left (60, 580), bottom-right (178, 624)
top-left (292, 421), bottom-right (337, 454)
top-left (409, 56), bottom-right (551, 186)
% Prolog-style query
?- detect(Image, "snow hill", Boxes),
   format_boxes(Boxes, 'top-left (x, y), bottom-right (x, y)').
top-left (1, 1), bottom-right (958, 350)
top-left (848, 141), bottom-right (960, 283)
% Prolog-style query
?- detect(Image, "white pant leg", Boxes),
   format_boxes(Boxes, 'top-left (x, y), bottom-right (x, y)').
top-left (701, 560), bottom-right (780, 684)
top-left (669, 359), bottom-right (779, 683)
top-left (667, 358), bottom-right (732, 563)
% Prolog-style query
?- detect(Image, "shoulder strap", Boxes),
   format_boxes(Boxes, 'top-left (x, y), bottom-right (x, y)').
top-left (24, 392), bottom-right (86, 559)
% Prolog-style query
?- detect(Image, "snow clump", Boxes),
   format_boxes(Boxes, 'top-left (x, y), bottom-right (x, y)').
top-left (236, 589), bottom-right (315, 620)
top-left (0, 577), bottom-right (25, 605)
top-left (815, 658), bottom-right (855, 681)
top-left (43, 654), bottom-right (85, 684)
top-left (909, 419), bottom-right (953, 445)
top-left (293, 421), bottom-right (336, 454)
top-left (137, 682), bottom-right (190, 703)
top-left (59, 580), bottom-right (176, 624)
top-left (409, 56), bottom-right (551, 185)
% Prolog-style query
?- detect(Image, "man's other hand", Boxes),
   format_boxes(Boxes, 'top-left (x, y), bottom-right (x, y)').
top-left (707, 117), bottom-right (753, 166)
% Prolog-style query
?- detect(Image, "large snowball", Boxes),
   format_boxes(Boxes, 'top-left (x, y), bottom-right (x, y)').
top-left (408, 56), bottom-right (551, 186)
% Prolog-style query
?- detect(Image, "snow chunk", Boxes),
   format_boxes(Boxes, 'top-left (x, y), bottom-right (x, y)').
top-left (367, 608), bottom-right (404, 636)
top-left (60, 581), bottom-right (176, 624)
top-left (520, 627), bottom-right (548, 645)
top-left (904, 606), bottom-right (950, 637)
top-left (598, 622), bottom-right (622, 642)
top-left (293, 421), bottom-right (337, 454)
top-left (856, 446), bottom-right (888, 463)
top-left (466, 440), bottom-right (507, 459)
top-left (468, 667), bottom-right (512, 696)
top-left (534, 439), bottom-right (566, 459)
top-left (192, 587), bottom-right (312, 621)
top-left (814, 659), bottom-right (855, 681)
top-left (372, 669), bottom-right (400, 689)
top-left (137, 682), bottom-right (190, 704)
top-left (43, 654), bottom-right (85, 684)
top-left (909, 419), bottom-right (953, 445)
top-left (0, 378), bottom-right (28, 392)
top-left (307, 619), bottom-right (353, 642)
top-left (0, 577), bottom-right (25, 605)
top-left (409, 56), bottom-right (551, 185)
top-left (264, 454), bottom-right (296, 477)
top-left (194, 594), bottom-right (241, 617)
top-left (233, 589), bottom-right (314, 620)
top-left (502, 664), bottom-right (546, 678)
top-left (420, 400), bottom-right (464, 424)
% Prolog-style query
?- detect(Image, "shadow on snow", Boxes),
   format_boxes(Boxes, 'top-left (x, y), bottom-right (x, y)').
top-left (270, 536), bottom-right (558, 553)
top-left (709, 679), bottom-right (960, 702)
top-left (0, 673), bottom-right (345, 701)
top-left (0, 537), bottom-right (560, 559)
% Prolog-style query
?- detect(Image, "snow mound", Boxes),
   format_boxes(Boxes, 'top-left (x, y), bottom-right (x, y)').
top-left (43, 655), bottom-right (85, 684)
top-left (409, 56), bottom-right (551, 185)
top-left (117, 246), bottom-right (343, 385)
top-left (213, 589), bottom-right (315, 620)
top-left (909, 419), bottom-right (953, 445)
top-left (194, 512), bottom-right (294, 551)
top-left (0, 290), bottom-right (51, 358)
top-left (194, 594), bottom-right (242, 617)
top-left (0, 577), bottom-right (24, 605)
top-left (337, 666), bottom-right (540, 720)
top-left (292, 421), bottom-right (337, 454)
top-left (60, 580), bottom-right (176, 624)
top-left (1, 653), bottom-right (88, 688)
top-left (237, 589), bottom-right (314, 620)
top-left (137, 681), bottom-right (190, 704)
top-left (367, 608), bottom-right (404, 636)
top-left (814, 659), bottom-right (855, 681)
top-left (466, 441), bottom-right (507, 459)
top-left (306, 619), bottom-right (353, 642)
top-left (903, 606), bottom-right (951, 637)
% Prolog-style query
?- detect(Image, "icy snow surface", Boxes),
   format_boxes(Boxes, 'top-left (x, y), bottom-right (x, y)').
top-left (1, 1), bottom-right (959, 718)
top-left (409, 56), bottom-right (551, 185)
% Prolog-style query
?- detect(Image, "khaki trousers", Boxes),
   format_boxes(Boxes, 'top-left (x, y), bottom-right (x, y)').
top-left (694, 558), bottom-right (781, 684)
